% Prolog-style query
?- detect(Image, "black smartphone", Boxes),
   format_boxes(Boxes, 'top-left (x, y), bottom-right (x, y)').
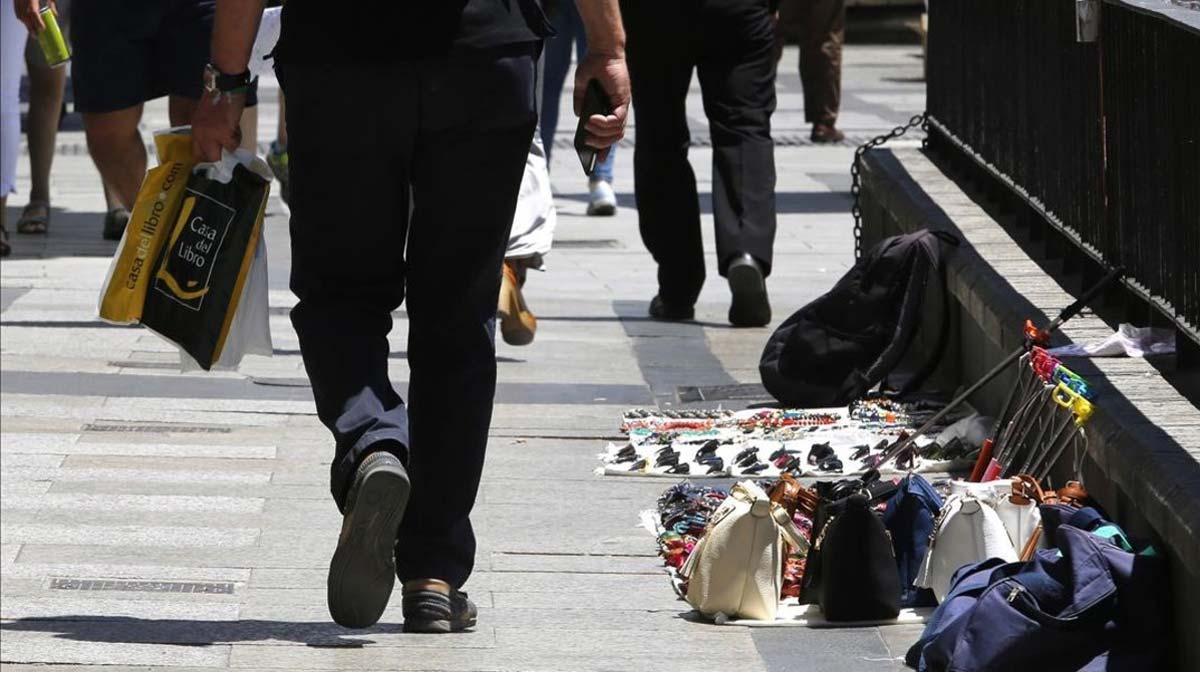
top-left (573, 79), bottom-right (613, 177)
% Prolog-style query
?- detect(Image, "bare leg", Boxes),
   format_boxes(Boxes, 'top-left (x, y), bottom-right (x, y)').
top-left (275, 91), bottom-right (286, 147)
top-left (82, 105), bottom-right (145, 210)
top-left (24, 45), bottom-right (67, 205)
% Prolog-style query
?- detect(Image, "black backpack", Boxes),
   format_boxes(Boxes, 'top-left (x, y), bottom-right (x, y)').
top-left (759, 229), bottom-right (958, 407)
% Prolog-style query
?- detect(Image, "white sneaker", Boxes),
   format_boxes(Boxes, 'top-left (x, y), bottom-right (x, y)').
top-left (587, 179), bottom-right (617, 216)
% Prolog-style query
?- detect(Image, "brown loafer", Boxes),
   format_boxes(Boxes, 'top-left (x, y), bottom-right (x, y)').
top-left (811, 124), bottom-right (846, 144)
top-left (497, 261), bottom-right (536, 346)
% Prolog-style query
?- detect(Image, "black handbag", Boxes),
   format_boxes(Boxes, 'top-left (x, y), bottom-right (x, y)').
top-left (802, 490), bottom-right (902, 621)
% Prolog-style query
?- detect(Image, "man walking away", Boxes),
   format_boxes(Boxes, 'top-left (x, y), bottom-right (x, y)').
top-left (776, 0), bottom-right (846, 143)
top-left (194, 0), bottom-right (629, 632)
top-left (622, 0), bottom-right (777, 328)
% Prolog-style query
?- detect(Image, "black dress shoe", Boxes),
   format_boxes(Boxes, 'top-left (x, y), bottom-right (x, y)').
top-left (328, 450), bottom-right (410, 629)
top-left (649, 295), bottom-right (695, 322)
top-left (726, 253), bottom-right (771, 327)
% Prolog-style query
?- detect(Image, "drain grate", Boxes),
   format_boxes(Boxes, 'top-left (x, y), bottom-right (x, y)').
top-left (50, 578), bottom-right (235, 594)
top-left (83, 422), bottom-right (233, 434)
top-left (677, 383), bottom-right (772, 403)
top-left (553, 239), bottom-right (622, 249)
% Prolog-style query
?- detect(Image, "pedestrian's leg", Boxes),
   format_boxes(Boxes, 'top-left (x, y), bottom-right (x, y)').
top-left (81, 106), bottom-right (145, 210)
top-left (698, 0), bottom-right (778, 326)
top-left (800, 0), bottom-right (845, 134)
top-left (1, 6), bottom-right (26, 249)
top-left (0, 13), bottom-right (15, 254)
top-left (283, 62), bottom-right (417, 629)
top-left (539, 4), bottom-right (576, 161)
top-left (276, 91), bottom-right (287, 147)
top-left (19, 38), bottom-right (67, 234)
top-left (698, 0), bottom-right (778, 277)
top-left (282, 63), bottom-right (415, 510)
top-left (620, 0), bottom-right (705, 310)
top-left (398, 53), bottom-right (537, 592)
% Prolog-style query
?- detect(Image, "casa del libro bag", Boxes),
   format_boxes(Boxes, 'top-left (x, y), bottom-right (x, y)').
top-left (98, 128), bottom-right (273, 370)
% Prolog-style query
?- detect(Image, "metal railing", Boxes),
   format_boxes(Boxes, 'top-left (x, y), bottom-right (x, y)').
top-left (925, 0), bottom-right (1200, 347)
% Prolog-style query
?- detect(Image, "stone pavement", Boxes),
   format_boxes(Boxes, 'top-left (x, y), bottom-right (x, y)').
top-left (1, 45), bottom-right (927, 671)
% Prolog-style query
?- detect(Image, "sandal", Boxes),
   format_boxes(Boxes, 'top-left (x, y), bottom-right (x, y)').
top-left (16, 201), bottom-right (50, 234)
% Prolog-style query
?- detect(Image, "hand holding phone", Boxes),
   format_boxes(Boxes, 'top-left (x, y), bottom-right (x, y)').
top-left (574, 79), bottom-right (613, 177)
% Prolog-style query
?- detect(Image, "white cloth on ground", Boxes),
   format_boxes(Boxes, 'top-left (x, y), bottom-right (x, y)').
top-left (505, 134), bottom-right (556, 269)
top-left (1048, 323), bottom-right (1176, 358)
top-left (1, 8), bottom-right (29, 195)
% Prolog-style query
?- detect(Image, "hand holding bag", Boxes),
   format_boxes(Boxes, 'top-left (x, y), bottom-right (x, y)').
top-left (682, 481), bottom-right (808, 621)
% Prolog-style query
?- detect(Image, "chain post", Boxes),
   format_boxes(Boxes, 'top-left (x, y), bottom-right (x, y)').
top-left (851, 113), bottom-right (929, 260)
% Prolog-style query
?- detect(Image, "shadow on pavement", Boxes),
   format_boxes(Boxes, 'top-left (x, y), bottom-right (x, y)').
top-left (553, 191), bottom-right (852, 215)
top-left (0, 616), bottom-right (415, 648)
top-left (2, 207), bottom-right (118, 260)
top-left (538, 314), bottom-right (735, 330)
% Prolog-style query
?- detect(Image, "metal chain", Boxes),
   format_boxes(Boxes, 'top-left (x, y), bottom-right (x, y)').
top-left (850, 113), bottom-right (929, 260)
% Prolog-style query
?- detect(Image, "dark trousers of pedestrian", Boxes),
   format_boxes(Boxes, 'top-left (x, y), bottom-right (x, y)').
top-left (620, 0), bottom-right (777, 308)
top-left (277, 48), bottom-right (537, 589)
top-left (777, 0), bottom-right (844, 125)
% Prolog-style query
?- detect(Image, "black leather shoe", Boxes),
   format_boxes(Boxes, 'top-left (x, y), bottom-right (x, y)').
top-left (649, 294), bottom-right (695, 322)
top-left (327, 450), bottom-right (410, 628)
top-left (403, 587), bottom-right (478, 633)
top-left (727, 253), bottom-right (771, 327)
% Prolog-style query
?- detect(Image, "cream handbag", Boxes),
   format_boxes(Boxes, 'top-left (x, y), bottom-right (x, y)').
top-left (682, 481), bottom-right (808, 621)
top-left (949, 477), bottom-right (1044, 559)
top-left (915, 493), bottom-right (1018, 602)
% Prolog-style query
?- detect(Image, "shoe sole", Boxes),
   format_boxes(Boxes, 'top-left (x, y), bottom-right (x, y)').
top-left (586, 203), bottom-right (616, 216)
top-left (728, 264), bottom-right (771, 328)
top-left (327, 463), bottom-right (410, 629)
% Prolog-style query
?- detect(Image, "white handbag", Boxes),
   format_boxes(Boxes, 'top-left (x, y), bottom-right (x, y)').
top-left (915, 493), bottom-right (1018, 602)
top-left (948, 477), bottom-right (1043, 558)
top-left (682, 481), bottom-right (808, 621)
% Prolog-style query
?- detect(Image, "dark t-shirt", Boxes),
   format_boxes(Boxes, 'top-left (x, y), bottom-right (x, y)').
top-left (274, 0), bottom-right (552, 63)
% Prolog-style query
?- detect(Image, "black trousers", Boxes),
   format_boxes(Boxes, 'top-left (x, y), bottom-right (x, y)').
top-left (278, 50), bottom-right (537, 588)
top-left (777, 0), bottom-right (844, 125)
top-left (621, 0), bottom-right (778, 307)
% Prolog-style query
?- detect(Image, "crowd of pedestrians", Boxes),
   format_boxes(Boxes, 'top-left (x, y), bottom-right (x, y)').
top-left (1, 0), bottom-right (850, 634)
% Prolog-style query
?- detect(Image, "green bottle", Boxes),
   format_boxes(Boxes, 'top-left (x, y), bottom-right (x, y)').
top-left (36, 6), bottom-right (71, 67)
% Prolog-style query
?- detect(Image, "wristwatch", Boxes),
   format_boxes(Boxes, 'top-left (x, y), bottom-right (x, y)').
top-left (204, 63), bottom-right (252, 96)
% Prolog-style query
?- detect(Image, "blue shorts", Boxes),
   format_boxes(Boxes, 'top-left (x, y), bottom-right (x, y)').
top-left (71, 0), bottom-right (257, 113)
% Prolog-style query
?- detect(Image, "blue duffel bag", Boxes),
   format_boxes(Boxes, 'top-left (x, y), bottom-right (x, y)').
top-left (905, 517), bottom-right (1170, 671)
